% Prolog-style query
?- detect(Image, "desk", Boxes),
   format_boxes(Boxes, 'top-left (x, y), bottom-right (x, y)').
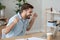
top-left (0, 32), bottom-right (44, 40)
top-left (53, 32), bottom-right (60, 40)
top-left (0, 32), bottom-right (60, 40)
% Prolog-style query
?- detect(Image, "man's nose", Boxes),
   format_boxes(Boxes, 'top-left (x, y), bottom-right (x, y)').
top-left (30, 13), bottom-right (32, 16)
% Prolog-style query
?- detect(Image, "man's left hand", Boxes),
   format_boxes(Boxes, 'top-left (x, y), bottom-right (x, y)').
top-left (32, 13), bottom-right (38, 19)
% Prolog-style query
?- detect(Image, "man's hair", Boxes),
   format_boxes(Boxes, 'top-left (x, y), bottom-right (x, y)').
top-left (20, 3), bottom-right (34, 13)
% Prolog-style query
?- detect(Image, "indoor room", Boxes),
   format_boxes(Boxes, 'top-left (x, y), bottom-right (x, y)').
top-left (0, 0), bottom-right (60, 40)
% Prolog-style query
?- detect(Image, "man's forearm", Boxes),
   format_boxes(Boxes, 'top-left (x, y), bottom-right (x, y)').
top-left (27, 18), bottom-right (35, 31)
top-left (27, 13), bottom-right (37, 31)
top-left (4, 22), bottom-right (16, 34)
top-left (4, 17), bottom-right (19, 34)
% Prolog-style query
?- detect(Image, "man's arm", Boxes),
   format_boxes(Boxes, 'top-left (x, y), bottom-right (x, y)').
top-left (27, 13), bottom-right (38, 31)
top-left (4, 17), bottom-right (19, 34)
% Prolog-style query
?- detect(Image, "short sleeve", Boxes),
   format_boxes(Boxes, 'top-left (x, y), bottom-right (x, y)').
top-left (6, 16), bottom-right (16, 26)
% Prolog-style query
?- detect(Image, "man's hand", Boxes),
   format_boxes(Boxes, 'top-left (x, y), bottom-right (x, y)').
top-left (32, 13), bottom-right (38, 19)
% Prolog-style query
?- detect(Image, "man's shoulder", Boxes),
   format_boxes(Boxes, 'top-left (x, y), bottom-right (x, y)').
top-left (9, 14), bottom-right (19, 22)
top-left (11, 14), bottom-right (18, 18)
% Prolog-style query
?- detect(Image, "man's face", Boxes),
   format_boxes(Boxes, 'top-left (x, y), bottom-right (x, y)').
top-left (25, 8), bottom-right (33, 19)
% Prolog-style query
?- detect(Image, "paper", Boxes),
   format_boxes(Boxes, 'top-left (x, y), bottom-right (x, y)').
top-left (28, 37), bottom-right (46, 40)
top-left (15, 37), bottom-right (46, 40)
top-left (15, 38), bottom-right (27, 40)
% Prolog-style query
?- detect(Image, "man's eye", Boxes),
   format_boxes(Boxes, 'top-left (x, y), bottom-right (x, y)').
top-left (29, 11), bottom-right (32, 13)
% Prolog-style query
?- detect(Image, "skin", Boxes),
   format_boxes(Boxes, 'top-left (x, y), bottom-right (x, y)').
top-left (4, 8), bottom-right (38, 34)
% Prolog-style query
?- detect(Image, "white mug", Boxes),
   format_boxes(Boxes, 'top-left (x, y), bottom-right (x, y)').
top-left (47, 33), bottom-right (53, 40)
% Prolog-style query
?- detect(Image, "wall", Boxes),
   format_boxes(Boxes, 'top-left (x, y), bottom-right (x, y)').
top-left (27, 0), bottom-right (42, 33)
top-left (1, 0), bottom-right (42, 33)
top-left (42, 0), bottom-right (60, 21)
top-left (42, 0), bottom-right (60, 32)
top-left (1, 0), bottom-right (17, 18)
top-left (0, 0), bottom-right (1, 2)
top-left (1, 0), bottom-right (60, 33)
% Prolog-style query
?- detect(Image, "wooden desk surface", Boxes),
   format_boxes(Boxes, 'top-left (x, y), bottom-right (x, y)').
top-left (0, 32), bottom-right (60, 40)
top-left (53, 32), bottom-right (60, 40)
top-left (0, 32), bottom-right (44, 40)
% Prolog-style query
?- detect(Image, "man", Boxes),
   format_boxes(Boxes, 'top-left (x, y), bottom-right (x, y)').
top-left (3, 3), bottom-right (37, 38)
